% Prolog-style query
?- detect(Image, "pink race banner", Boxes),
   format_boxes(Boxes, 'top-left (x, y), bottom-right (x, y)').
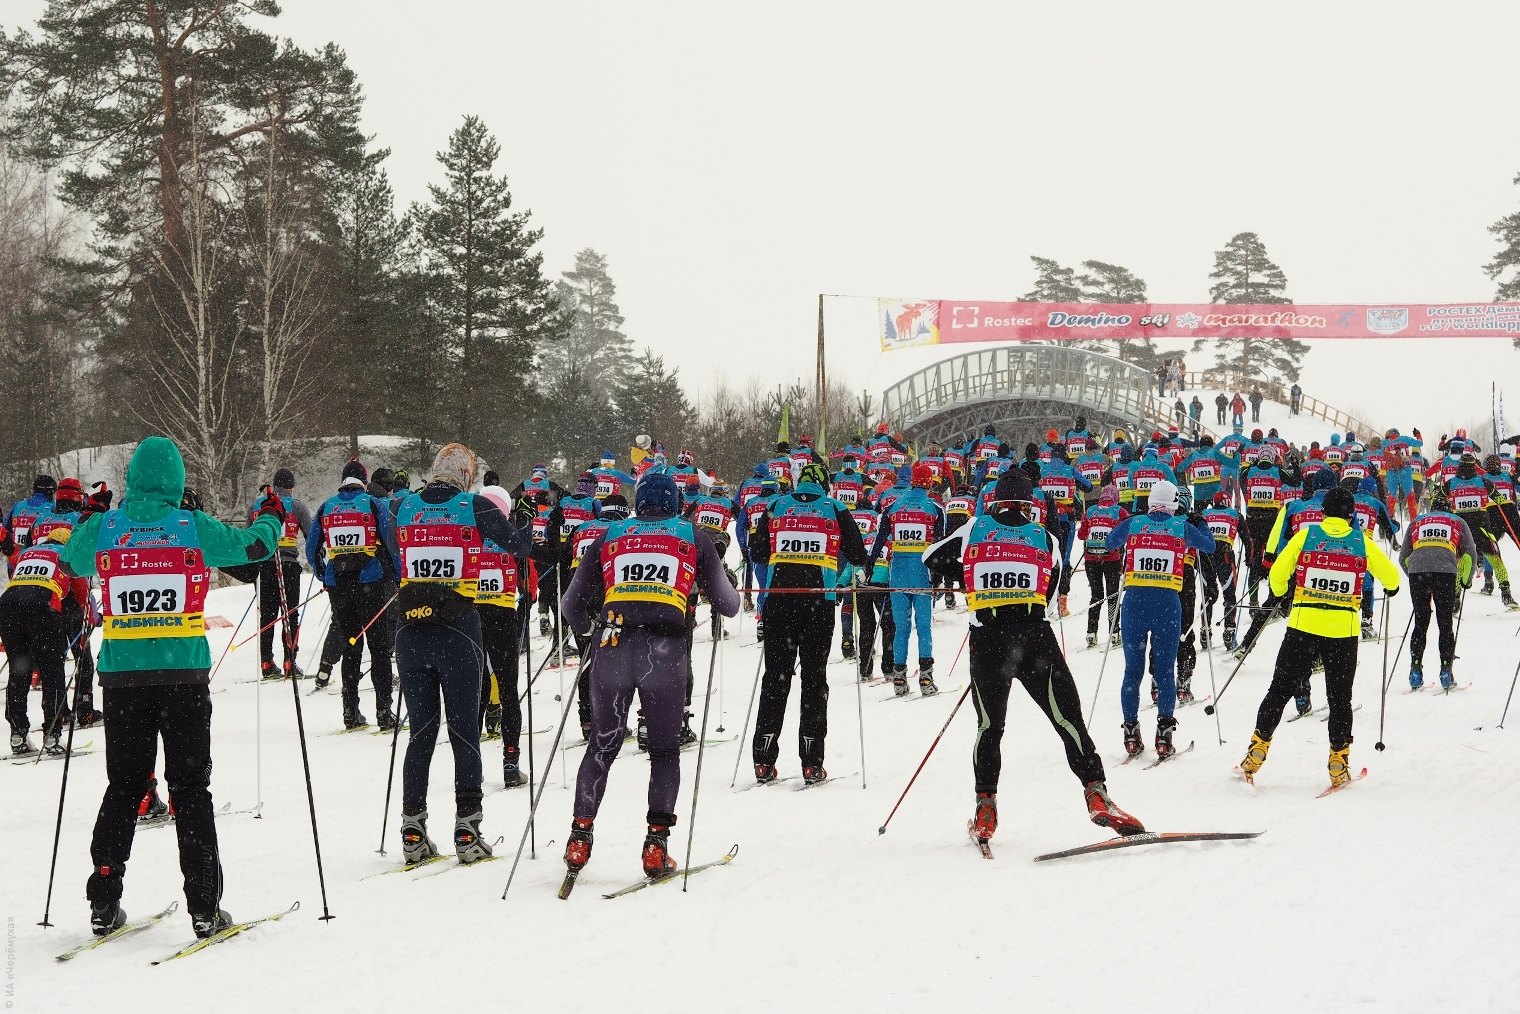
top-left (879, 298), bottom-right (1520, 350)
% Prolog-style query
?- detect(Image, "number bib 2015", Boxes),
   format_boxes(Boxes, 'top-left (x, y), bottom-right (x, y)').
top-left (770, 512), bottom-right (839, 570)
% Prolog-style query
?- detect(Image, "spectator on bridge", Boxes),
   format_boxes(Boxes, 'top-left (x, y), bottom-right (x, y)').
top-left (1166, 359), bottom-right (1184, 398)
top-left (1189, 395), bottom-right (1204, 432)
top-left (1230, 391), bottom-right (1247, 429)
top-left (1173, 398), bottom-right (1187, 427)
top-left (1249, 386), bottom-right (1264, 423)
top-left (1214, 392), bottom-right (1229, 426)
top-left (1154, 364), bottom-right (1166, 397)
top-left (1289, 382), bottom-right (1303, 415)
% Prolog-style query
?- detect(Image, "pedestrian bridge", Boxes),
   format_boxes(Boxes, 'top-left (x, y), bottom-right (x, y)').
top-left (880, 345), bottom-right (1205, 447)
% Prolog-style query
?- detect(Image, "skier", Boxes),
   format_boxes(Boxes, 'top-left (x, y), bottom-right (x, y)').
top-left (748, 462), bottom-right (868, 782)
top-left (2, 528), bottom-right (92, 755)
top-left (846, 499), bottom-right (896, 681)
top-left (1400, 487), bottom-right (1475, 689)
top-left (925, 468), bottom-right (1144, 846)
top-left (1445, 451), bottom-right (1518, 608)
top-left (1199, 490), bottom-right (1249, 652)
top-left (386, 443), bottom-right (531, 865)
top-left (58, 436), bottom-right (283, 938)
top-left (306, 459), bottom-right (400, 730)
top-left (1235, 487), bottom-right (1401, 788)
top-left (559, 471), bottom-right (739, 880)
top-left (1078, 485), bottom-right (1126, 648)
top-left (1128, 445), bottom-right (1176, 515)
top-left (589, 452), bottom-right (636, 501)
top-left (563, 494), bottom-right (632, 740)
top-left (475, 479), bottom-right (531, 786)
top-left (248, 467), bottom-right (312, 679)
top-left (1104, 480), bottom-right (1216, 757)
top-left (870, 463), bottom-right (946, 696)
top-left (3, 474), bottom-right (57, 571)
top-left (20, 477), bottom-right (101, 723)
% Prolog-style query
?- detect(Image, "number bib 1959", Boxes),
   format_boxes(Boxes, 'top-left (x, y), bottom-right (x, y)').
top-left (1295, 549), bottom-right (1364, 608)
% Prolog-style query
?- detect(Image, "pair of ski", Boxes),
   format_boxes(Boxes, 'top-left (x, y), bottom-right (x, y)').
top-left (1285, 703), bottom-right (1363, 723)
top-left (364, 838), bottom-right (506, 879)
top-left (10, 739), bottom-right (96, 765)
top-left (137, 800), bottom-right (251, 830)
top-left (559, 844), bottom-right (739, 900)
top-left (1120, 741), bottom-right (1195, 769)
top-left (966, 824), bottom-right (1262, 862)
top-left (1407, 683), bottom-right (1471, 695)
top-left (1234, 765), bottom-right (1369, 798)
top-left (55, 901), bottom-right (299, 963)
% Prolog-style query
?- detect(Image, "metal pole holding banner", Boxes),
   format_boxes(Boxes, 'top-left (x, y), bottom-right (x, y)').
top-left (817, 293), bottom-right (828, 455)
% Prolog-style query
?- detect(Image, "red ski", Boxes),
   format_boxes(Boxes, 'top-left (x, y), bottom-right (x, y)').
top-left (1316, 767), bottom-right (1368, 798)
top-left (966, 820), bottom-right (993, 860)
top-left (1033, 830), bottom-right (1263, 863)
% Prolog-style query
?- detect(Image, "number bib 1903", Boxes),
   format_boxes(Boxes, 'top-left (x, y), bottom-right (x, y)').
top-left (1294, 549), bottom-right (1365, 608)
top-left (964, 539), bottom-right (1049, 610)
top-left (98, 546), bottom-right (208, 640)
top-left (1124, 532), bottom-right (1184, 590)
top-left (602, 530), bottom-right (697, 611)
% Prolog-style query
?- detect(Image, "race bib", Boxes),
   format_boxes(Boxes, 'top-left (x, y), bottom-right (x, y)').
top-left (326, 525), bottom-right (368, 553)
top-left (405, 545), bottom-right (463, 580)
top-left (615, 551), bottom-right (678, 586)
top-left (1453, 493), bottom-right (1483, 513)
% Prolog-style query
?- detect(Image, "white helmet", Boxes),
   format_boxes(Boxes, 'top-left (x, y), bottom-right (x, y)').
top-left (1149, 479), bottom-right (1179, 514)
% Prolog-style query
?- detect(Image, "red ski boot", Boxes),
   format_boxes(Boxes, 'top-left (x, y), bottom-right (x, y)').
top-left (641, 824), bottom-right (679, 880)
top-left (972, 792), bottom-right (998, 843)
top-left (1084, 780), bottom-right (1146, 836)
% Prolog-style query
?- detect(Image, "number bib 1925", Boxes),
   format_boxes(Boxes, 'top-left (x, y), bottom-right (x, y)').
top-left (399, 523), bottom-right (480, 598)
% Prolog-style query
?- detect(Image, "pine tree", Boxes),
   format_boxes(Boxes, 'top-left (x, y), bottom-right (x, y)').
top-left (1020, 256), bottom-right (1083, 301)
top-left (1195, 232), bottom-right (1308, 385)
top-left (541, 248), bottom-right (632, 392)
top-left (615, 349), bottom-right (693, 451)
top-left (1077, 259), bottom-right (1158, 370)
top-left (1484, 176), bottom-right (1520, 351)
top-left (415, 115), bottom-right (567, 459)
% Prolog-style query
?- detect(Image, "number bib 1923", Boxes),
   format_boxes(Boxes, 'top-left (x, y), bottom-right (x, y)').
top-left (100, 547), bottom-right (207, 640)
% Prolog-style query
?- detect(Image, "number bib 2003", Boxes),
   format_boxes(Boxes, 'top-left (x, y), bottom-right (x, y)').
top-left (964, 533), bottom-right (1049, 610)
top-left (1124, 530), bottom-right (1185, 590)
top-left (96, 510), bottom-right (209, 639)
top-left (601, 527), bottom-right (697, 612)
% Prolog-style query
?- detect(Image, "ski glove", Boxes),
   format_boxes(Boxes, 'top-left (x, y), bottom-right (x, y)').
top-left (86, 482), bottom-right (113, 514)
top-left (1385, 586), bottom-right (1399, 598)
top-left (256, 488), bottom-right (286, 522)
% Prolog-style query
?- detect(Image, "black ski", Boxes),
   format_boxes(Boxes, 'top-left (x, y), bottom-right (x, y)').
top-left (1033, 831), bottom-right (1264, 863)
top-left (601, 844), bottom-right (739, 898)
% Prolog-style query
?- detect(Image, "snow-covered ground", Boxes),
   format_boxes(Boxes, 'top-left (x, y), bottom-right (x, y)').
top-left (9, 551), bottom-right (1520, 1012)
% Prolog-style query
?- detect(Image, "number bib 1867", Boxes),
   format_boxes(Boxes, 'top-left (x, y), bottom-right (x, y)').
top-left (1124, 532), bottom-right (1184, 590)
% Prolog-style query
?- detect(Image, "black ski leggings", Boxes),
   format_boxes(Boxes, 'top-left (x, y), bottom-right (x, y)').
top-left (1409, 571), bottom-right (1457, 666)
top-left (396, 610), bottom-right (485, 816)
top-left (0, 596), bottom-right (68, 736)
top-left (1255, 627), bottom-right (1359, 747)
top-left (854, 587), bottom-right (896, 676)
top-left (331, 579), bottom-right (394, 711)
top-left (1084, 560), bottom-right (1121, 636)
top-left (479, 604), bottom-right (522, 752)
top-left (969, 621), bottom-right (1104, 793)
top-left (88, 684), bottom-right (220, 914)
top-left (1200, 546), bottom-right (1239, 630)
top-left (257, 558), bottom-right (302, 665)
top-left (754, 595), bottom-right (835, 768)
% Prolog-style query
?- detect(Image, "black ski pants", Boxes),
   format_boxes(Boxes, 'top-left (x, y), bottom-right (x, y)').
top-left (331, 578), bottom-right (394, 712)
top-left (479, 604), bottom-right (523, 755)
top-left (397, 610), bottom-right (485, 816)
top-left (0, 595), bottom-right (68, 737)
top-left (257, 558), bottom-right (302, 667)
top-left (754, 594), bottom-right (835, 768)
top-left (969, 621), bottom-right (1104, 793)
top-left (1409, 571), bottom-right (1458, 667)
top-left (853, 586), bottom-right (896, 677)
top-left (88, 683), bottom-right (220, 915)
top-left (1084, 560), bottom-right (1122, 636)
top-left (1255, 627), bottom-right (1359, 747)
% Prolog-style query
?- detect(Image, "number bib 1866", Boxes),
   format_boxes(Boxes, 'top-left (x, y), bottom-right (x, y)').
top-left (964, 540), bottom-right (1048, 610)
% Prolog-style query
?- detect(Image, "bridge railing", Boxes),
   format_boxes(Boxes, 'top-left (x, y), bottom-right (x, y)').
top-left (1183, 371), bottom-right (1377, 438)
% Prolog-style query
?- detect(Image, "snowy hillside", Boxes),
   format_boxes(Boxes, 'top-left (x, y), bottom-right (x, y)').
top-left (9, 554), bottom-right (1520, 1012)
top-left (1174, 387), bottom-right (1364, 448)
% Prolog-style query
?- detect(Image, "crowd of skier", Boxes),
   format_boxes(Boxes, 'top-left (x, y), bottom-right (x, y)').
top-left (4, 401), bottom-right (1520, 934)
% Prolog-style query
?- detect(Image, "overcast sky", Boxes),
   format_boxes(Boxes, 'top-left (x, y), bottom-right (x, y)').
top-left (10, 0), bottom-right (1520, 441)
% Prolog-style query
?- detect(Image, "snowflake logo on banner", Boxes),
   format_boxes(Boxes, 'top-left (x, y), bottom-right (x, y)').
top-left (1176, 312), bottom-right (1201, 329)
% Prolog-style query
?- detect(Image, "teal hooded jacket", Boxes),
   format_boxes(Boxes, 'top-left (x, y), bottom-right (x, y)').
top-left (59, 436), bottom-right (280, 686)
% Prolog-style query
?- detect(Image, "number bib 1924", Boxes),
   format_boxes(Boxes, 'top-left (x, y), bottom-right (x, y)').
top-left (603, 531), bottom-right (697, 611)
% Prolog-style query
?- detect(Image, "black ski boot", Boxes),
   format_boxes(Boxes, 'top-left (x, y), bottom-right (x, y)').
top-left (484, 702), bottom-right (502, 736)
top-left (636, 711), bottom-right (648, 752)
top-left (841, 636), bottom-right (855, 660)
top-left (642, 824), bottom-right (679, 879)
top-left (503, 746), bottom-right (526, 788)
top-left (90, 900), bottom-right (126, 937)
top-left (342, 703), bottom-right (368, 730)
top-left (679, 712), bottom-right (697, 746)
top-left (1155, 716), bottom-right (1178, 758)
top-left (191, 909), bottom-right (233, 939)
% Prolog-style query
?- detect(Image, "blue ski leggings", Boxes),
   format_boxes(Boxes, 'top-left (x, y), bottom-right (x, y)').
top-left (397, 610), bottom-right (486, 816)
top-left (892, 591), bottom-right (934, 667)
top-left (1120, 589), bottom-right (1181, 722)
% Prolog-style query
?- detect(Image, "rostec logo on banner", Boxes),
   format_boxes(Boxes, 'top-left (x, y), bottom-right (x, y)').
top-left (1366, 307), bottom-right (1409, 335)
top-left (951, 305), bottom-right (979, 329)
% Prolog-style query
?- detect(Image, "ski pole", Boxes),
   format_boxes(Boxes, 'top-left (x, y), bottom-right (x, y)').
top-left (553, 568), bottom-right (567, 791)
top-left (502, 647), bottom-right (586, 901)
top-left (210, 593), bottom-right (256, 682)
top-left (37, 661), bottom-right (81, 928)
top-left (1498, 651), bottom-right (1520, 729)
top-left (681, 632), bottom-right (723, 892)
top-left (376, 688), bottom-right (408, 854)
top-left (728, 647), bottom-right (766, 789)
top-left (275, 559), bottom-right (334, 921)
top-left (1203, 643), bottom-right (1256, 716)
top-left (525, 603), bottom-right (537, 858)
top-left (1086, 588), bottom-right (1122, 728)
top-left (853, 586), bottom-right (866, 789)
top-left (1202, 596), bottom-right (1224, 745)
top-left (1376, 603), bottom-right (1414, 750)
top-left (879, 680), bottom-right (974, 836)
top-left (1451, 581), bottom-right (1470, 661)
top-left (347, 592), bottom-right (399, 646)
top-left (231, 586), bottom-right (324, 650)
